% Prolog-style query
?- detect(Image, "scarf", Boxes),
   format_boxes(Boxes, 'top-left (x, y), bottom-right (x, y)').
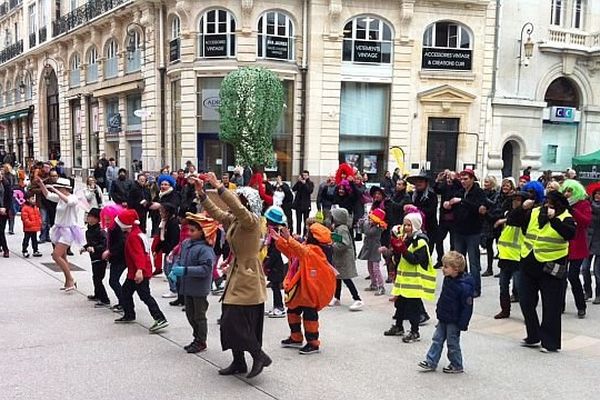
top-left (158, 187), bottom-right (174, 199)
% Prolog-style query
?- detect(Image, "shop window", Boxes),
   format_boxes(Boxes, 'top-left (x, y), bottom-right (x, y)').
top-left (87, 46), bottom-right (98, 83)
top-left (422, 21), bottom-right (472, 71)
top-left (105, 98), bottom-right (120, 135)
top-left (547, 144), bottom-right (558, 164)
top-left (257, 11), bottom-right (295, 61)
top-left (69, 53), bottom-right (80, 88)
top-left (339, 81), bottom-right (389, 180)
top-left (572, 0), bottom-right (583, 29)
top-left (104, 39), bottom-right (118, 79)
top-left (170, 16), bottom-right (181, 62)
top-left (343, 15), bottom-right (393, 64)
top-left (126, 94), bottom-right (142, 131)
top-left (197, 9), bottom-right (236, 58)
top-left (551, 0), bottom-right (563, 26)
top-left (126, 30), bottom-right (142, 73)
top-left (269, 80), bottom-right (294, 179)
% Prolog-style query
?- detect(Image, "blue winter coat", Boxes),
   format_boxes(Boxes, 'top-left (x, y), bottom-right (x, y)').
top-left (435, 273), bottom-right (474, 331)
top-left (175, 239), bottom-right (215, 297)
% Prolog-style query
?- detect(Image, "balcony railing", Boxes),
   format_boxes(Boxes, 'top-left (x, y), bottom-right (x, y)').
top-left (39, 27), bottom-right (47, 43)
top-left (87, 63), bottom-right (98, 83)
top-left (28, 32), bottom-right (36, 49)
top-left (0, 40), bottom-right (23, 65)
top-left (52, 0), bottom-right (128, 37)
top-left (9, 0), bottom-right (22, 10)
top-left (104, 57), bottom-right (118, 78)
top-left (69, 69), bottom-right (81, 88)
top-left (126, 50), bottom-right (141, 73)
top-left (544, 27), bottom-right (600, 51)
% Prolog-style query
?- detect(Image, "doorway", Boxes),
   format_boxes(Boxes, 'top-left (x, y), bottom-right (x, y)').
top-left (196, 133), bottom-right (235, 176)
top-left (427, 118), bottom-right (459, 175)
top-left (46, 69), bottom-right (60, 161)
top-left (502, 140), bottom-right (521, 178)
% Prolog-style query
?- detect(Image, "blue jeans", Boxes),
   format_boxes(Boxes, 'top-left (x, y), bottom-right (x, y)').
top-left (454, 232), bottom-right (481, 295)
top-left (499, 264), bottom-right (520, 298)
top-left (39, 207), bottom-right (49, 241)
top-left (163, 258), bottom-right (177, 293)
top-left (425, 322), bottom-right (463, 369)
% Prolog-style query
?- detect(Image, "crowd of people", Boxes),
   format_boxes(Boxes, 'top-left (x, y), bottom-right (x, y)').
top-left (1, 156), bottom-right (600, 375)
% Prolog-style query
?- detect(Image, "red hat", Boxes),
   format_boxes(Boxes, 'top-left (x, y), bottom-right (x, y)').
top-left (459, 169), bottom-right (476, 179)
top-left (519, 175), bottom-right (531, 182)
top-left (369, 207), bottom-right (388, 229)
top-left (587, 181), bottom-right (600, 197)
top-left (115, 209), bottom-right (140, 229)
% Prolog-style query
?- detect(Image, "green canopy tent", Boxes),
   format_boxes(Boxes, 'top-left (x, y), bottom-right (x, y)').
top-left (572, 149), bottom-right (600, 185)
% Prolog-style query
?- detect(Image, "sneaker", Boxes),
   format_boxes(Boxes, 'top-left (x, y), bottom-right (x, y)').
top-left (110, 304), bottom-right (124, 313)
top-left (22, 251), bottom-right (30, 258)
top-left (212, 288), bottom-right (225, 296)
top-left (578, 309), bottom-right (586, 319)
top-left (442, 364), bottom-right (464, 374)
top-left (349, 300), bottom-right (364, 311)
top-left (540, 347), bottom-right (559, 354)
top-left (169, 299), bottom-right (184, 306)
top-left (510, 295), bottom-right (519, 303)
top-left (520, 339), bottom-right (541, 348)
top-left (94, 301), bottom-right (110, 308)
top-left (87, 295), bottom-right (98, 302)
top-left (162, 291), bottom-right (178, 299)
top-left (152, 270), bottom-right (163, 276)
top-left (383, 325), bottom-right (404, 337)
top-left (268, 308), bottom-right (286, 318)
top-left (328, 298), bottom-right (341, 307)
top-left (402, 331), bottom-right (420, 343)
top-left (385, 277), bottom-right (393, 284)
top-left (593, 297), bottom-right (600, 305)
top-left (419, 314), bottom-right (431, 326)
top-left (32, 251), bottom-right (42, 257)
top-left (418, 361), bottom-right (436, 372)
top-left (375, 287), bottom-right (386, 296)
top-left (114, 316), bottom-right (135, 323)
top-left (364, 286), bottom-right (377, 292)
top-left (186, 341), bottom-right (207, 353)
top-left (281, 338), bottom-right (304, 348)
top-left (149, 319), bottom-right (169, 333)
top-left (299, 343), bottom-right (320, 355)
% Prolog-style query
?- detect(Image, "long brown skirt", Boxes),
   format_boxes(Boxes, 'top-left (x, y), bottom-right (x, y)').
top-left (220, 303), bottom-right (264, 353)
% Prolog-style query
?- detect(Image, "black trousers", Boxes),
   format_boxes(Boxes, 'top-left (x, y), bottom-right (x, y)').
top-left (295, 209), bottom-right (310, 236)
top-left (185, 296), bottom-right (209, 342)
top-left (0, 216), bottom-right (8, 252)
top-left (22, 232), bottom-right (39, 253)
top-left (519, 254), bottom-right (564, 351)
top-left (121, 278), bottom-right (166, 321)
top-left (393, 296), bottom-right (421, 333)
top-left (436, 221), bottom-right (455, 263)
top-left (271, 281), bottom-right (284, 309)
top-left (92, 261), bottom-right (110, 304)
top-left (334, 279), bottom-right (361, 301)
top-left (109, 263), bottom-right (127, 305)
top-left (563, 259), bottom-right (586, 312)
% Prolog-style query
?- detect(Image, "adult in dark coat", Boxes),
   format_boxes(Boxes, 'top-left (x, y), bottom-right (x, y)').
top-left (110, 169), bottom-right (132, 206)
top-left (380, 171), bottom-right (394, 198)
top-left (434, 171), bottom-right (462, 267)
top-left (274, 177), bottom-right (294, 230)
top-left (382, 179), bottom-right (412, 281)
top-left (407, 172), bottom-right (439, 257)
top-left (292, 170), bottom-right (314, 235)
top-left (317, 174), bottom-right (337, 224)
top-left (127, 174), bottom-right (152, 233)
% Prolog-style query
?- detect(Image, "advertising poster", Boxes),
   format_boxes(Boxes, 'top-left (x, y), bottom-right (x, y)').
top-left (345, 153), bottom-right (360, 167)
top-left (363, 155), bottom-right (377, 174)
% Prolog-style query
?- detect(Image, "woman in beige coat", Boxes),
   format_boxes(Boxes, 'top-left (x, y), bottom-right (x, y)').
top-left (195, 172), bottom-right (271, 379)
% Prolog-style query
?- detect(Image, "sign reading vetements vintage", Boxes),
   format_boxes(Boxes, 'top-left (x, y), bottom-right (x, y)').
top-left (422, 48), bottom-right (472, 71)
top-left (204, 34), bottom-right (227, 57)
top-left (353, 41), bottom-right (382, 63)
top-left (266, 36), bottom-right (289, 59)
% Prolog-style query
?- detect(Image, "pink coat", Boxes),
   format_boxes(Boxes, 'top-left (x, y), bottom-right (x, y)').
top-left (568, 200), bottom-right (592, 260)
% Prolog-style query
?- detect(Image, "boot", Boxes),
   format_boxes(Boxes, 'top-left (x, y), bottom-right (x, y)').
top-left (246, 350), bottom-right (272, 379)
top-left (494, 294), bottom-right (511, 319)
top-left (218, 351), bottom-right (247, 375)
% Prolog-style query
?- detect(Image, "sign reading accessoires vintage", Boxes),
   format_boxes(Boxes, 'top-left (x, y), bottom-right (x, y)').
top-left (422, 48), bottom-right (472, 71)
top-left (204, 34), bottom-right (228, 57)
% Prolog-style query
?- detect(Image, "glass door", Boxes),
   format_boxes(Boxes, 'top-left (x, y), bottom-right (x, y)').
top-left (427, 118), bottom-right (459, 175)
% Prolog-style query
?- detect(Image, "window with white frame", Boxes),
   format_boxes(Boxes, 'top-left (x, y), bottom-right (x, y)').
top-left (197, 9), bottom-right (236, 58)
top-left (343, 16), bottom-right (393, 64)
top-left (422, 21), bottom-right (473, 71)
top-left (257, 11), bottom-right (295, 61)
top-left (70, 0), bottom-right (78, 12)
top-left (70, 53), bottom-right (81, 88)
top-left (170, 16), bottom-right (181, 62)
top-left (39, 0), bottom-right (47, 28)
top-left (104, 39), bottom-right (118, 78)
top-left (126, 30), bottom-right (142, 73)
top-left (87, 46), bottom-right (98, 82)
top-left (551, 0), bottom-right (563, 26)
top-left (14, 79), bottom-right (20, 103)
top-left (171, 16), bottom-right (180, 40)
top-left (28, 4), bottom-right (36, 34)
top-left (25, 75), bottom-right (32, 100)
top-left (572, 0), bottom-right (583, 29)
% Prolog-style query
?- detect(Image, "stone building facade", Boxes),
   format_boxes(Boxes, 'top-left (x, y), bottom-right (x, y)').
top-left (0, 0), bottom-right (500, 182)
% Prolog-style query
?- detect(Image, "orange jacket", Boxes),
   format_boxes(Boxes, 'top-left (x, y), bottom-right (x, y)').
top-left (21, 204), bottom-right (42, 232)
top-left (276, 237), bottom-right (337, 311)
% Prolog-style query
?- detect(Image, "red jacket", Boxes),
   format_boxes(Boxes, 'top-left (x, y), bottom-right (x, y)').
top-left (21, 203), bottom-right (42, 232)
top-left (125, 226), bottom-right (153, 279)
top-left (568, 200), bottom-right (592, 260)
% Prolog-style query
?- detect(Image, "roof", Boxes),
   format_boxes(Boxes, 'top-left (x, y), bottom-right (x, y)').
top-left (573, 149), bottom-right (600, 166)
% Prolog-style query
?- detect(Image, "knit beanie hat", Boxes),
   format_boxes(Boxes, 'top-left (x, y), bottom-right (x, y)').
top-left (403, 212), bottom-right (423, 234)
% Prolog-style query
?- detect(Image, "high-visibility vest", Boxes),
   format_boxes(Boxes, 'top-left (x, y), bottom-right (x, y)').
top-left (391, 237), bottom-right (436, 301)
top-left (521, 207), bottom-right (571, 262)
top-left (498, 224), bottom-right (524, 262)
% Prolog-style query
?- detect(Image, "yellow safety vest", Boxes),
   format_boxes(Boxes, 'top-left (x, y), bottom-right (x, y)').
top-left (391, 237), bottom-right (436, 301)
top-left (498, 225), bottom-right (524, 262)
top-left (521, 207), bottom-right (571, 262)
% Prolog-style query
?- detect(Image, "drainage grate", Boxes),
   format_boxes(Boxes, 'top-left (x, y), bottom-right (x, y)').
top-left (41, 262), bottom-right (85, 272)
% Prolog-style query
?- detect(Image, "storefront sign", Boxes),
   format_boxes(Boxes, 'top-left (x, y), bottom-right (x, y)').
top-left (422, 48), bottom-right (472, 71)
top-left (202, 89), bottom-right (221, 121)
top-left (91, 104), bottom-right (99, 132)
top-left (266, 36), bottom-right (289, 59)
top-left (108, 112), bottom-right (121, 134)
top-left (134, 109), bottom-right (152, 118)
top-left (204, 34), bottom-right (228, 57)
top-left (550, 106), bottom-right (576, 122)
top-left (353, 41), bottom-right (382, 63)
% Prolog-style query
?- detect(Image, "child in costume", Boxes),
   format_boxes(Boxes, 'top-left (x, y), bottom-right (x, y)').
top-left (359, 208), bottom-right (387, 295)
top-left (264, 206), bottom-right (288, 318)
top-left (385, 212), bottom-right (436, 342)
top-left (100, 203), bottom-right (126, 312)
top-left (419, 251), bottom-right (474, 374)
top-left (82, 208), bottom-right (110, 308)
top-left (271, 222), bottom-right (337, 354)
top-left (21, 192), bottom-right (42, 258)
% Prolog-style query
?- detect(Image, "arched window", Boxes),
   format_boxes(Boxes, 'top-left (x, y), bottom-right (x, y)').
top-left (257, 11), bottom-right (294, 61)
top-left (422, 21), bottom-right (473, 71)
top-left (343, 16), bottom-right (393, 64)
top-left (126, 30), bottom-right (142, 73)
top-left (551, 0), bottom-right (563, 26)
top-left (6, 81), bottom-right (12, 106)
top-left (171, 16), bottom-right (181, 40)
top-left (197, 9), bottom-right (236, 58)
top-left (70, 53), bottom-right (81, 88)
top-left (170, 15), bottom-right (181, 62)
top-left (87, 46), bottom-right (98, 83)
top-left (104, 39), bottom-right (118, 79)
top-left (572, 0), bottom-right (584, 29)
top-left (0, 84), bottom-right (3, 108)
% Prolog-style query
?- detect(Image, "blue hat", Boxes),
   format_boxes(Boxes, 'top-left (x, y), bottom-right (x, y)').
top-left (523, 181), bottom-right (545, 204)
top-left (157, 174), bottom-right (176, 188)
top-left (264, 206), bottom-right (287, 225)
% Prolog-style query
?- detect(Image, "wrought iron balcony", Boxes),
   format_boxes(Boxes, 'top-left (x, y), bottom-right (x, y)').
top-left (0, 39), bottom-right (23, 65)
top-left (52, 0), bottom-right (128, 37)
top-left (39, 27), bottom-right (47, 43)
top-left (8, 0), bottom-right (22, 10)
top-left (28, 32), bottom-right (36, 49)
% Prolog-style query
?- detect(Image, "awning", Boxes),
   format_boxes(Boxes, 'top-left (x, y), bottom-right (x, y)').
top-left (93, 81), bottom-right (144, 98)
top-left (0, 107), bottom-right (32, 122)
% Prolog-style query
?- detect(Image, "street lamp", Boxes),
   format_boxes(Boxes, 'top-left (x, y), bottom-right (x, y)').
top-left (519, 22), bottom-right (535, 67)
top-left (126, 22), bottom-right (145, 61)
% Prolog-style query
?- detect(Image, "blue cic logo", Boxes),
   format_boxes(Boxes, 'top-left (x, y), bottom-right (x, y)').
top-left (555, 107), bottom-right (573, 119)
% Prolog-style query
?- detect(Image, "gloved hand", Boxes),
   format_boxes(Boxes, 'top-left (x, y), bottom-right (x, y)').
top-left (391, 236), bottom-right (407, 255)
top-left (171, 265), bottom-right (185, 277)
top-left (331, 232), bottom-right (343, 243)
